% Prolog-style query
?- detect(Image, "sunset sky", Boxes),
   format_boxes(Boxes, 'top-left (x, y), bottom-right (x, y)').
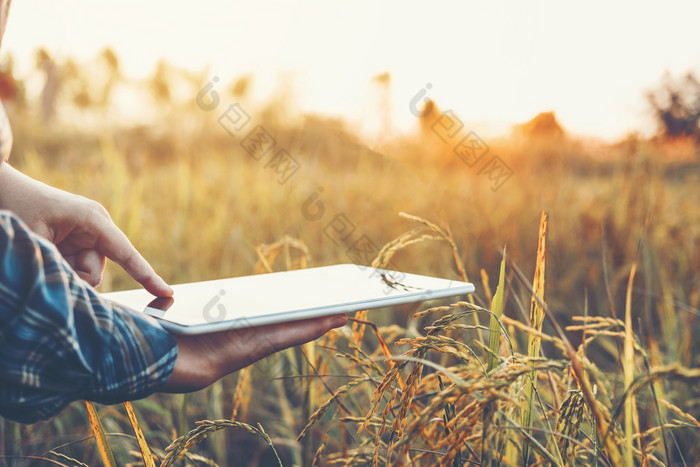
top-left (4, 0), bottom-right (700, 140)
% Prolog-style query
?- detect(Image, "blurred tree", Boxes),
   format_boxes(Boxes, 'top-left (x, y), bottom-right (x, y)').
top-left (149, 59), bottom-right (171, 105)
top-left (0, 54), bottom-right (26, 110)
top-left (98, 47), bottom-right (121, 107)
top-left (63, 48), bottom-right (122, 112)
top-left (372, 71), bottom-right (391, 136)
top-left (35, 48), bottom-right (61, 122)
top-left (647, 71), bottom-right (700, 141)
top-left (61, 57), bottom-right (93, 111)
top-left (229, 74), bottom-right (251, 98)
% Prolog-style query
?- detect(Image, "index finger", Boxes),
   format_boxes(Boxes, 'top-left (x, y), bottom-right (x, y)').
top-left (90, 213), bottom-right (173, 297)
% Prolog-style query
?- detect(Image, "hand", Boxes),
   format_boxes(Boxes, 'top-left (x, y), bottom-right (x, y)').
top-left (161, 314), bottom-right (348, 392)
top-left (0, 164), bottom-right (172, 297)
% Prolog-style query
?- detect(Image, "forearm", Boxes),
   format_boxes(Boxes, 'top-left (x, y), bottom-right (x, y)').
top-left (0, 163), bottom-right (54, 227)
top-left (0, 163), bottom-right (85, 252)
top-left (0, 212), bottom-right (177, 423)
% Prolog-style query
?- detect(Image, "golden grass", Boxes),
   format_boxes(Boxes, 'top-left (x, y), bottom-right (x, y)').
top-left (84, 401), bottom-right (116, 467)
top-left (123, 401), bottom-right (157, 467)
top-left (2, 94), bottom-right (700, 466)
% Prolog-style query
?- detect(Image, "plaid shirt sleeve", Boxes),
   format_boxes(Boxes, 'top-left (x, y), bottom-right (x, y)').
top-left (0, 211), bottom-right (177, 423)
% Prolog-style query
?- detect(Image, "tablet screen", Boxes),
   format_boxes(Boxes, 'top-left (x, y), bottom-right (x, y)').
top-left (102, 264), bottom-right (474, 334)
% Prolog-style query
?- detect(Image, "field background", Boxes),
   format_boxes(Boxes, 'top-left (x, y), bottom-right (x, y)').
top-left (0, 50), bottom-right (699, 466)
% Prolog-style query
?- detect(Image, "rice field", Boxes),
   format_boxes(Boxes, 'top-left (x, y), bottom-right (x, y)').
top-left (1, 73), bottom-right (699, 466)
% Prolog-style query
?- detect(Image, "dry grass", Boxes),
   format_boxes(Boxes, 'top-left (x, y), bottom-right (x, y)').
top-left (1, 73), bottom-right (699, 466)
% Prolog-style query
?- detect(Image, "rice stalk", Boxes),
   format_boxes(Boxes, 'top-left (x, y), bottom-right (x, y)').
top-left (312, 410), bottom-right (341, 467)
top-left (640, 335), bottom-right (672, 466)
top-left (123, 401), bottom-right (155, 467)
top-left (624, 262), bottom-right (638, 466)
top-left (504, 253), bottom-right (624, 466)
top-left (488, 247), bottom-right (507, 373)
top-left (48, 451), bottom-right (90, 467)
top-left (254, 235), bottom-right (311, 274)
top-left (207, 380), bottom-right (226, 464)
top-left (658, 399), bottom-right (700, 428)
top-left (298, 289), bottom-right (315, 465)
top-left (84, 401), bottom-right (116, 467)
top-left (348, 316), bottom-right (407, 400)
top-left (393, 361), bottom-right (425, 438)
top-left (374, 387), bottom-right (399, 465)
top-left (397, 212), bottom-right (480, 345)
top-left (482, 246), bottom-right (507, 467)
top-left (335, 348), bottom-right (383, 376)
top-left (500, 412), bottom-right (563, 466)
top-left (554, 390), bottom-right (585, 462)
top-left (397, 212), bottom-right (470, 286)
top-left (230, 366), bottom-right (252, 422)
top-left (177, 394), bottom-right (187, 438)
top-left (356, 221), bottom-right (445, 350)
top-left (161, 420), bottom-right (281, 467)
top-left (480, 268), bottom-right (493, 304)
top-left (601, 364), bottom-right (700, 462)
top-left (521, 211), bottom-right (549, 466)
top-left (298, 376), bottom-right (372, 442)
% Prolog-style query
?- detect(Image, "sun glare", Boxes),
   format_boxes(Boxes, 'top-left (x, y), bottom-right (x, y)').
top-left (3, 1), bottom-right (700, 140)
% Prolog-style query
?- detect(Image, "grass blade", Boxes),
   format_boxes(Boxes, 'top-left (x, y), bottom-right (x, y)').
top-left (522, 211), bottom-right (548, 465)
top-left (123, 401), bottom-right (156, 467)
top-left (231, 366), bottom-right (252, 421)
top-left (624, 262), bottom-right (638, 467)
top-left (487, 246), bottom-right (507, 373)
top-left (178, 394), bottom-right (188, 437)
top-left (84, 401), bottom-right (116, 467)
top-left (48, 450), bottom-right (90, 467)
top-left (482, 247), bottom-right (508, 466)
top-left (502, 412), bottom-right (562, 467)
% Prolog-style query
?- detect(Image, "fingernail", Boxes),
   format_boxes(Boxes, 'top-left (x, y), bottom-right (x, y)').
top-left (332, 315), bottom-right (347, 328)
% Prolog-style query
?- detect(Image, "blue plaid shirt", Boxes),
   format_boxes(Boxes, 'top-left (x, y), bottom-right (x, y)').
top-left (0, 211), bottom-right (178, 423)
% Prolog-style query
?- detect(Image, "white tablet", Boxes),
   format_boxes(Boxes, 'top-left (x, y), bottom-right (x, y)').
top-left (102, 264), bottom-right (474, 335)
